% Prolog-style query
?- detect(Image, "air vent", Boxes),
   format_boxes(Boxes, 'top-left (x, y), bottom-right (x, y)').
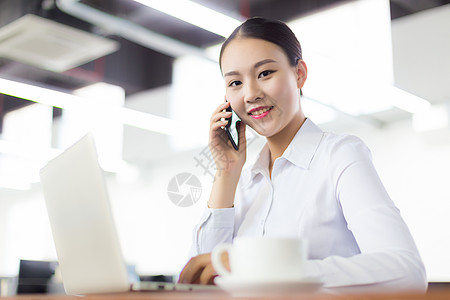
top-left (0, 14), bottom-right (119, 72)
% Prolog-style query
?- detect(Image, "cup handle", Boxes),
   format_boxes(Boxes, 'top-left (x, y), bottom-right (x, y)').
top-left (211, 243), bottom-right (232, 277)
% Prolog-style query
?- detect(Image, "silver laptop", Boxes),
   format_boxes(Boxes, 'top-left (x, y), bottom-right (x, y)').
top-left (40, 133), bottom-right (214, 295)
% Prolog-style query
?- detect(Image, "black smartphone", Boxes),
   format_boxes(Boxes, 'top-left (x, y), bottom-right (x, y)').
top-left (224, 106), bottom-right (241, 151)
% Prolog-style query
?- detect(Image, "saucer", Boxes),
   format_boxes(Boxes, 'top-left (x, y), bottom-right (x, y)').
top-left (214, 276), bottom-right (323, 298)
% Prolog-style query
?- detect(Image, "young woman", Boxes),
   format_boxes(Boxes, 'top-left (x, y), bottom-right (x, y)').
top-left (178, 17), bottom-right (427, 292)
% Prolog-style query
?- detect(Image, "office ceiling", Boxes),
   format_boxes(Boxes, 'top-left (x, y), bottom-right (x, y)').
top-left (0, 0), bottom-right (449, 130)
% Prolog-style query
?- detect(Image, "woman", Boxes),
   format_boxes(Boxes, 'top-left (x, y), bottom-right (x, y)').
top-left (179, 17), bottom-right (427, 292)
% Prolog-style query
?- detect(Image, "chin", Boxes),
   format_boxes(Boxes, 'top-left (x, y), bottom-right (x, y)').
top-left (249, 125), bottom-right (276, 138)
top-left (246, 118), bottom-right (274, 134)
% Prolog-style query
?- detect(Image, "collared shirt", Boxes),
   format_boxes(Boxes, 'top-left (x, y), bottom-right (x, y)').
top-left (190, 119), bottom-right (426, 292)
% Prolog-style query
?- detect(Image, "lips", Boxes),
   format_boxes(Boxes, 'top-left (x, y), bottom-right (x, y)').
top-left (248, 106), bottom-right (274, 119)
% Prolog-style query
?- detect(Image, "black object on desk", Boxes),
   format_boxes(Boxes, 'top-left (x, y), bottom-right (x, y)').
top-left (16, 260), bottom-right (57, 294)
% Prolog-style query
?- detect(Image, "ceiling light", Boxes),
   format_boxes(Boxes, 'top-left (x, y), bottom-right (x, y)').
top-left (133, 0), bottom-right (241, 38)
top-left (0, 78), bottom-right (184, 136)
top-left (0, 14), bottom-right (119, 72)
top-left (57, 0), bottom-right (208, 58)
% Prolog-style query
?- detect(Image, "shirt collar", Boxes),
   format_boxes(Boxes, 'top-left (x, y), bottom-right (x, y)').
top-left (283, 118), bottom-right (324, 169)
top-left (249, 143), bottom-right (270, 178)
top-left (249, 118), bottom-right (324, 180)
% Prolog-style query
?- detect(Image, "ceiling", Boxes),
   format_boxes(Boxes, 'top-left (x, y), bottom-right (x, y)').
top-left (0, 0), bottom-right (449, 132)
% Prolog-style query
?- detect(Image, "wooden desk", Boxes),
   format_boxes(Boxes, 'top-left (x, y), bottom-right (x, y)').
top-left (3, 289), bottom-right (450, 300)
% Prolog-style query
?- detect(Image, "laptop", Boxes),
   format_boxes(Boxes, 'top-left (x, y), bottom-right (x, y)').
top-left (40, 133), bottom-right (215, 295)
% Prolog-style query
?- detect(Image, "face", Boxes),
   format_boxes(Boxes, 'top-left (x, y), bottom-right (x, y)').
top-left (221, 38), bottom-right (307, 139)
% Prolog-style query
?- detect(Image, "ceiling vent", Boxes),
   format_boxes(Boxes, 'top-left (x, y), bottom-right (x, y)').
top-left (0, 14), bottom-right (119, 73)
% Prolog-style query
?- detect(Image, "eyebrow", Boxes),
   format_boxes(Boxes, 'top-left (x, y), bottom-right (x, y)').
top-left (223, 59), bottom-right (277, 77)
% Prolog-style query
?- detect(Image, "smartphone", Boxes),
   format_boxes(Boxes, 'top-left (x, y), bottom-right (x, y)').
top-left (224, 106), bottom-right (241, 151)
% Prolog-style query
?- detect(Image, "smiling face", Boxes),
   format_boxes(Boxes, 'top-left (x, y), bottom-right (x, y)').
top-left (221, 38), bottom-right (307, 140)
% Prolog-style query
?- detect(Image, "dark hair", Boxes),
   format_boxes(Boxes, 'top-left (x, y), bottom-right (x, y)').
top-left (219, 17), bottom-right (302, 70)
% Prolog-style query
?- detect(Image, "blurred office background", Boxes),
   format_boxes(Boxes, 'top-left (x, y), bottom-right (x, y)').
top-left (0, 0), bottom-right (450, 293)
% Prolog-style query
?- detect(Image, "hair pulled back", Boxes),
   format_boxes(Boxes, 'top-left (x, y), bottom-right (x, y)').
top-left (219, 17), bottom-right (302, 70)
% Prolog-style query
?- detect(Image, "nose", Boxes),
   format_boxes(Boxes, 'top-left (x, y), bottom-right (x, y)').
top-left (243, 79), bottom-right (263, 103)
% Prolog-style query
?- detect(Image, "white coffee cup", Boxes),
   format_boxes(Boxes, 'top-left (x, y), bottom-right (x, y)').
top-left (211, 237), bottom-right (308, 283)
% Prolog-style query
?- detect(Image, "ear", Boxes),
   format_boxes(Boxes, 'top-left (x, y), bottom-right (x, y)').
top-left (295, 60), bottom-right (308, 89)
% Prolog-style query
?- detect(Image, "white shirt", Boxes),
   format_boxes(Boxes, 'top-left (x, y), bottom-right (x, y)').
top-left (190, 119), bottom-right (427, 292)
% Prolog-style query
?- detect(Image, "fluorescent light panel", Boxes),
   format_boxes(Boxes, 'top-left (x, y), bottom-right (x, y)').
top-left (133, 0), bottom-right (241, 38)
top-left (0, 78), bottom-right (183, 136)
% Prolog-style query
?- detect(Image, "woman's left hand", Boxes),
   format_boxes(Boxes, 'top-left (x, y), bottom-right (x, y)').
top-left (178, 253), bottom-right (216, 285)
top-left (178, 253), bottom-right (230, 285)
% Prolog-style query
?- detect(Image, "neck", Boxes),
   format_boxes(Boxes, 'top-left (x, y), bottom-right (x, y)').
top-left (267, 114), bottom-right (306, 174)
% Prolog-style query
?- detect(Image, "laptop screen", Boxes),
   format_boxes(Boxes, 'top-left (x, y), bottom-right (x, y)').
top-left (40, 133), bottom-right (130, 295)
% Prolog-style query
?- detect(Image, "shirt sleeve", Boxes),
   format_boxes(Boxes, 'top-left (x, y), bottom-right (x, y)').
top-left (303, 136), bottom-right (427, 293)
top-left (188, 169), bottom-right (252, 258)
top-left (188, 207), bottom-right (235, 257)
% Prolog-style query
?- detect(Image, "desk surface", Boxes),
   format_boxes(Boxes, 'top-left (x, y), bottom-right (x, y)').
top-left (4, 289), bottom-right (450, 300)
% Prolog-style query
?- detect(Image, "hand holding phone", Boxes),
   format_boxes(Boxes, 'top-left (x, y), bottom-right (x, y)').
top-left (224, 106), bottom-right (241, 151)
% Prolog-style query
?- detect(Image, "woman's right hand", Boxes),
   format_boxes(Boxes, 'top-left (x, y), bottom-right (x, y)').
top-left (209, 101), bottom-right (247, 175)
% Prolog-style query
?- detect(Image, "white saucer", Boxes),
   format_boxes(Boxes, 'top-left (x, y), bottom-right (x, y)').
top-left (214, 276), bottom-right (323, 298)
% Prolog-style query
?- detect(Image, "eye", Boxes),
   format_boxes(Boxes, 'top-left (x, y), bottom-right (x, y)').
top-left (228, 80), bottom-right (242, 87)
top-left (258, 70), bottom-right (275, 78)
